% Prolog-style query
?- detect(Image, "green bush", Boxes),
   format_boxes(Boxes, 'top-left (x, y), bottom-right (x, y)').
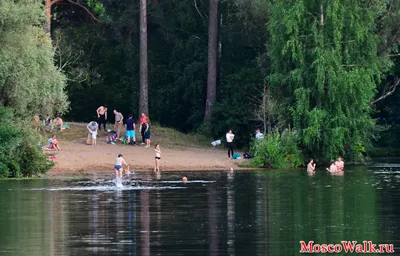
top-left (250, 129), bottom-right (304, 169)
top-left (0, 106), bottom-right (53, 178)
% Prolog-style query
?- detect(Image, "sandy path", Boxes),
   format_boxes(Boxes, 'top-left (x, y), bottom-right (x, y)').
top-left (49, 137), bottom-right (245, 173)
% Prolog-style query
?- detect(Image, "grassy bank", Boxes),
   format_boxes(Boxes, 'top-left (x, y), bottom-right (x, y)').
top-left (41, 122), bottom-right (213, 149)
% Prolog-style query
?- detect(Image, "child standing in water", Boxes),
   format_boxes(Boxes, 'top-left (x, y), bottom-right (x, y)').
top-left (307, 159), bottom-right (316, 173)
top-left (114, 154), bottom-right (129, 177)
top-left (154, 144), bottom-right (161, 172)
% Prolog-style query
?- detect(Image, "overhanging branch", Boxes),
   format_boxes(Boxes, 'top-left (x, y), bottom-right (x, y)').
top-left (369, 78), bottom-right (400, 106)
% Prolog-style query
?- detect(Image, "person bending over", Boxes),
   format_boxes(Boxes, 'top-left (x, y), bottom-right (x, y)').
top-left (114, 154), bottom-right (129, 177)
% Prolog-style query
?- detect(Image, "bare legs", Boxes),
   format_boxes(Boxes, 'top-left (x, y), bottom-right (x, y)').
top-left (154, 158), bottom-right (160, 172)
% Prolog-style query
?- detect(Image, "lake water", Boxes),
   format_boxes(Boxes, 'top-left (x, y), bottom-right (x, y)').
top-left (0, 163), bottom-right (399, 255)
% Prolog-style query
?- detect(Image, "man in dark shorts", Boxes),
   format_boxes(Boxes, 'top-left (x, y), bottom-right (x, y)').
top-left (96, 105), bottom-right (108, 131)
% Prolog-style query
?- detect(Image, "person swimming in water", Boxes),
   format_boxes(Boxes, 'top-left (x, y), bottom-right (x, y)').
top-left (114, 154), bottom-right (129, 177)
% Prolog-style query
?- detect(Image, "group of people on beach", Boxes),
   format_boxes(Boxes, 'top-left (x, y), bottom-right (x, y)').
top-left (307, 157), bottom-right (344, 174)
top-left (92, 106), bottom-right (152, 147)
top-left (92, 106), bottom-right (161, 175)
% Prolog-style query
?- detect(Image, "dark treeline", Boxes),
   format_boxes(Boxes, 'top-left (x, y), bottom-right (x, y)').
top-left (54, 0), bottom-right (267, 147)
top-left (52, 0), bottom-right (400, 160)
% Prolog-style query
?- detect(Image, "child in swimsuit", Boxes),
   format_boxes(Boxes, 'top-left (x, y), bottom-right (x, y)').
top-left (154, 144), bottom-right (161, 172)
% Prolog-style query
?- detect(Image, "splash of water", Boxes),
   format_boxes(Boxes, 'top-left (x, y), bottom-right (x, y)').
top-left (115, 176), bottom-right (123, 188)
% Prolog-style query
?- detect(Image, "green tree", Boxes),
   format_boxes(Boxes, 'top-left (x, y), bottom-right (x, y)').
top-left (268, 0), bottom-right (383, 161)
top-left (0, 0), bottom-right (68, 177)
top-left (0, 0), bottom-right (69, 117)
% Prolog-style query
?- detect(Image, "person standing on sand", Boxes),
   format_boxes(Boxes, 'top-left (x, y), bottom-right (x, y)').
top-left (125, 114), bottom-right (136, 145)
top-left (226, 129), bottom-right (235, 159)
top-left (307, 159), bottom-right (316, 173)
top-left (114, 110), bottom-right (124, 138)
top-left (114, 154), bottom-right (130, 177)
top-left (87, 121), bottom-right (98, 145)
top-left (335, 156), bottom-right (344, 171)
top-left (96, 105), bottom-right (108, 131)
top-left (139, 113), bottom-right (148, 145)
top-left (154, 144), bottom-right (161, 172)
top-left (144, 118), bottom-right (151, 148)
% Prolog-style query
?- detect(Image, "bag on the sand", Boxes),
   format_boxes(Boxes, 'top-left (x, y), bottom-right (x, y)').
top-left (243, 152), bottom-right (252, 159)
top-left (232, 153), bottom-right (241, 159)
top-left (211, 140), bottom-right (221, 147)
top-left (87, 133), bottom-right (92, 144)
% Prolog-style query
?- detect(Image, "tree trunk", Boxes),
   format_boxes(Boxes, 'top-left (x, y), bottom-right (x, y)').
top-left (263, 85), bottom-right (267, 134)
top-left (203, 0), bottom-right (219, 126)
top-left (139, 0), bottom-right (149, 117)
top-left (45, 0), bottom-right (52, 34)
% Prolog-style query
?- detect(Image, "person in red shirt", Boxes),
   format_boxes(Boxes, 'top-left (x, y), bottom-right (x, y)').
top-left (139, 113), bottom-right (148, 145)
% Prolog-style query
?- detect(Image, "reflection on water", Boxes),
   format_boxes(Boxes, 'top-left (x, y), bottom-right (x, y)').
top-left (0, 164), bottom-right (399, 255)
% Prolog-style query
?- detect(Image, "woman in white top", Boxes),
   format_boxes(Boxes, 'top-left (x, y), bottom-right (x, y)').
top-left (226, 129), bottom-right (235, 159)
top-left (154, 144), bottom-right (161, 172)
top-left (114, 154), bottom-right (129, 177)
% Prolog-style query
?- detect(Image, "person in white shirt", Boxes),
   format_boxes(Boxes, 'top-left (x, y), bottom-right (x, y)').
top-left (255, 129), bottom-right (264, 140)
top-left (226, 129), bottom-right (235, 159)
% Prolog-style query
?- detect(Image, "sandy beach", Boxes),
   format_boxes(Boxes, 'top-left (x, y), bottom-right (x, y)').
top-left (48, 127), bottom-right (246, 174)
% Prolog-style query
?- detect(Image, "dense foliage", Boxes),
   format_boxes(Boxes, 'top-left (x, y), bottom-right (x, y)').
top-left (250, 130), bottom-right (303, 169)
top-left (1, 0), bottom-right (399, 173)
top-left (0, 106), bottom-right (53, 178)
top-left (268, 0), bottom-right (397, 161)
top-left (0, 0), bottom-right (67, 177)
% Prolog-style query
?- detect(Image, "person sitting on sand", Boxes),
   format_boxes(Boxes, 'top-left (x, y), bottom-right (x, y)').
top-left (154, 144), bottom-right (161, 172)
top-left (54, 116), bottom-right (64, 131)
top-left (326, 160), bottom-right (337, 173)
top-left (335, 156), bottom-right (344, 172)
top-left (307, 159), bottom-right (316, 173)
top-left (44, 135), bottom-right (61, 151)
top-left (114, 154), bottom-right (130, 177)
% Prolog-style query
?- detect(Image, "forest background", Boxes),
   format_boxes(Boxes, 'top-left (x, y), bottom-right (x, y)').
top-left (0, 0), bottom-right (399, 176)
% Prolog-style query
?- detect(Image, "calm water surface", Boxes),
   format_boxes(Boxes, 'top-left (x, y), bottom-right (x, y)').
top-left (0, 163), bottom-right (399, 255)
